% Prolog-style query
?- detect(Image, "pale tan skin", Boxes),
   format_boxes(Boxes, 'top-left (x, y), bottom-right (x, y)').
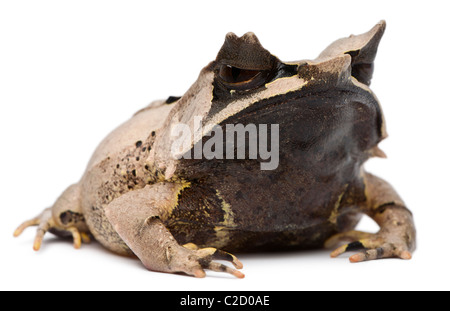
top-left (14, 21), bottom-right (415, 278)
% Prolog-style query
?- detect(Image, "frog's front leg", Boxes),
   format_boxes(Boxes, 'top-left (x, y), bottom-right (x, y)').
top-left (326, 173), bottom-right (416, 262)
top-left (104, 183), bottom-right (244, 278)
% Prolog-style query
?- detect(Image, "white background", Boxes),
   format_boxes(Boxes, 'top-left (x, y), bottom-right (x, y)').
top-left (1, 0), bottom-right (449, 291)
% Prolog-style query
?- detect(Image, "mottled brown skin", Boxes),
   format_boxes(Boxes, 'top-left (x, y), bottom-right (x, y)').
top-left (15, 21), bottom-right (416, 278)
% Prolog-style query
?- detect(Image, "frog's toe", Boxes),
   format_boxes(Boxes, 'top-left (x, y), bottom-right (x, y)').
top-left (206, 262), bottom-right (245, 279)
top-left (327, 232), bottom-right (413, 262)
top-left (170, 245), bottom-right (245, 279)
top-left (349, 248), bottom-right (412, 263)
top-left (14, 208), bottom-right (86, 251)
top-left (184, 244), bottom-right (244, 270)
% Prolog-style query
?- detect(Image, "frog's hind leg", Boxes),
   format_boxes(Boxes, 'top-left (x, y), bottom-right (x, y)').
top-left (326, 173), bottom-right (416, 262)
top-left (104, 183), bottom-right (244, 278)
top-left (14, 184), bottom-right (90, 251)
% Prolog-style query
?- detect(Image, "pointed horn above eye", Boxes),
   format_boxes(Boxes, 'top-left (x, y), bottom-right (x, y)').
top-left (216, 32), bottom-right (279, 70)
top-left (241, 32), bottom-right (261, 44)
top-left (319, 21), bottom-right (386, 61)
top-left (318, 21), bottom-right (387, 85)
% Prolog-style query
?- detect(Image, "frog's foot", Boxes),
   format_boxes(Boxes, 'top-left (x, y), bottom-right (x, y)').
top-left (325, 230), bottom-right (413, 262)
top-left (167, 243), bottom-right (245, 278)
top-left (13, 208), bottom-right (89, 251)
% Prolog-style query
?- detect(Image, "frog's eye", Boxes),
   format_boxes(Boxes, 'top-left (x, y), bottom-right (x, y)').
top-left (218, 65), bottom-right (269, 90)
top-left (219, 65), bottom-right (260, 83)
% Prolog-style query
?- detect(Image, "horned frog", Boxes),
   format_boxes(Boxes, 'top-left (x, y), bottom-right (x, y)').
top-left (15, 21), bottom-right (416, 278)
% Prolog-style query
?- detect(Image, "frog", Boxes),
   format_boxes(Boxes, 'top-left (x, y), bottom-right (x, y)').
top-left (14, 21), bottom-right (416, 278)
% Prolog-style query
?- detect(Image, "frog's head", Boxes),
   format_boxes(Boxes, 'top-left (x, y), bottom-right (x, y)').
top-left (207, 20), bottom-right (386, 115)
top-left (151, 21), bottom-right (387, 178)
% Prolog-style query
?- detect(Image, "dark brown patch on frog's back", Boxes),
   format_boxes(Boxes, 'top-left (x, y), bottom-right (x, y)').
top-left (167, 186), bottom-right (227, 224)
top-left (173, 84), bottom-right (380, 250)
top-left (164, 184), bottom-right (229, 246)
